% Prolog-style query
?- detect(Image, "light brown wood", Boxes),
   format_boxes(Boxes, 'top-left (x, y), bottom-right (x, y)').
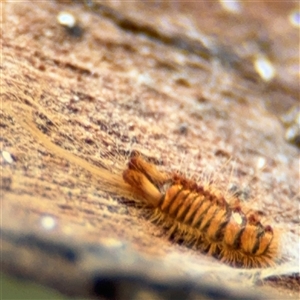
top-left (1, 1), bottom-right (299, 298)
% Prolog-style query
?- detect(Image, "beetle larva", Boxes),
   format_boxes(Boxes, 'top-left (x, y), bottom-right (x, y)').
top-left (123, 152), bottom-right (280, 268)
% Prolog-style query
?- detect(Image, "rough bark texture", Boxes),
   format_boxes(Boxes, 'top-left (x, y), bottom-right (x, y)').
top-left (1, 1), bottom-right (299, 299)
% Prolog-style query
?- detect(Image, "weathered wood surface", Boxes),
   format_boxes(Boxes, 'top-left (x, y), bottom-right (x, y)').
top-left (1, 1), bottom-right (299, 299)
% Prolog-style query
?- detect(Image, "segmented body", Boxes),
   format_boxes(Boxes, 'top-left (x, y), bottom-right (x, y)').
top-left (123, 153), bottom-right (279, 268)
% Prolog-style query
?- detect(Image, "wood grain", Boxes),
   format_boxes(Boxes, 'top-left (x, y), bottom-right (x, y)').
top-left (1, 1), bottom-right (299, 298)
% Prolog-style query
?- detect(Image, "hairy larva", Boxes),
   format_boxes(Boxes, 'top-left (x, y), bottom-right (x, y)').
top-left (123, 152), bottom-right (281, 268)
top-left (18, 112), bottom-right (284, 269)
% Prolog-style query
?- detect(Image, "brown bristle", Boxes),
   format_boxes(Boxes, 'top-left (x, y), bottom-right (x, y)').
top-left (248, 213), bottom-right (260, 225)
top-left (130, 150), bottom-right (140, 158)
top-left (265, 225), bottom-right (273, 233)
